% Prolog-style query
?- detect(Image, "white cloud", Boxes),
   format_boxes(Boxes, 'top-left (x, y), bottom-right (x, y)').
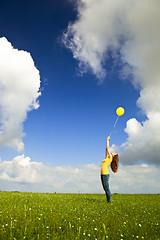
top-left (63, 0), bottom-right (160, 165)
top-left (63, 0), bottom-right (132, 81)
top-left (116, 115), bottom-right (160, 165)
top-left (0, 155), bottom-right (159, 194)
top-left (0, 37), bottom-right (41, 151)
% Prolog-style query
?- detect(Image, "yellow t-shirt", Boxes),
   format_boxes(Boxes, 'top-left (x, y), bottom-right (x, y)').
top-left (101, 156), bottom-right (113, 175)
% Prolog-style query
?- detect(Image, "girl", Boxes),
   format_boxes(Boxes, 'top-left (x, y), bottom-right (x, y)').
top-left (101, 136), bottom-right (119, 203)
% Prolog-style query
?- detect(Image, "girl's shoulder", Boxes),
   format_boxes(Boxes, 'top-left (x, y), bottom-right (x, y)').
top-left (103, 156), bottom-right (112, 162)
top-left (106, 155), bottom-right (112, 160)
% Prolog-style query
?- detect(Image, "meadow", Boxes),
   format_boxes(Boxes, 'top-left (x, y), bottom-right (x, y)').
top-left (0, 192), bottom-right (159, 240)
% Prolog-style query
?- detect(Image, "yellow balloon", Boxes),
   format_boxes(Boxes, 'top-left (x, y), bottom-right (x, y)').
top-left (116, 107), bottom-right (125, 116)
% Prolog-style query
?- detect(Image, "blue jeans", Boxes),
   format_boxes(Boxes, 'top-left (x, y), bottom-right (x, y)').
top-left (101, 174), bottom-right (112, 203)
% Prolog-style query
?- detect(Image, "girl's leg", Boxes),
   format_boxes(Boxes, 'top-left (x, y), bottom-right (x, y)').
top-left (101, 174), bottom-right (112, 203)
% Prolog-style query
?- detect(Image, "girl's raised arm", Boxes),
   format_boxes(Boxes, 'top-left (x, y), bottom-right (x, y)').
top-left (106, 136), bottom-right (112, 158)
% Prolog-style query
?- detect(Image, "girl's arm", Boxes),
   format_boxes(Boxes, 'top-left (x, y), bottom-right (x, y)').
top-left (106, 136), bottom-right (112, 158)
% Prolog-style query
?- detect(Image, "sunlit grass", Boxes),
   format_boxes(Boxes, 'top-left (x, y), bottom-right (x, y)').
top-left (0, 192), bottom-right (159, 239)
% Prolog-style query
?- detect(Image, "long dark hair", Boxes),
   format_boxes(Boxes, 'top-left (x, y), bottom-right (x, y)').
top-left (111, 154), bottom-right (119, 173)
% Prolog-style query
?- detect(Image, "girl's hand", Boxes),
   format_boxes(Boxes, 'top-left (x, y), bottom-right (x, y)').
top-left (107, 136), bottom-right (110, 141)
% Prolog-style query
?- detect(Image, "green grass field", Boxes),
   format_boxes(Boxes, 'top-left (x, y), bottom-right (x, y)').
top-left (0, 192), bottom-right (159, 240)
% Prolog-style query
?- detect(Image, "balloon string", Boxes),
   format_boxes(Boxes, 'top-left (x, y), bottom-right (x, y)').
top-left (113, 115), bottom-right (119, 128)
top-left (109, 115), bottom-right (119, 137)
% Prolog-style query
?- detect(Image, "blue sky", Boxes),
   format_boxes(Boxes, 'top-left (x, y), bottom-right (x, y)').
top-left (0, 0), bottom-right (138, 165)
top-left (0, 0), bottom-right (159, 193)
